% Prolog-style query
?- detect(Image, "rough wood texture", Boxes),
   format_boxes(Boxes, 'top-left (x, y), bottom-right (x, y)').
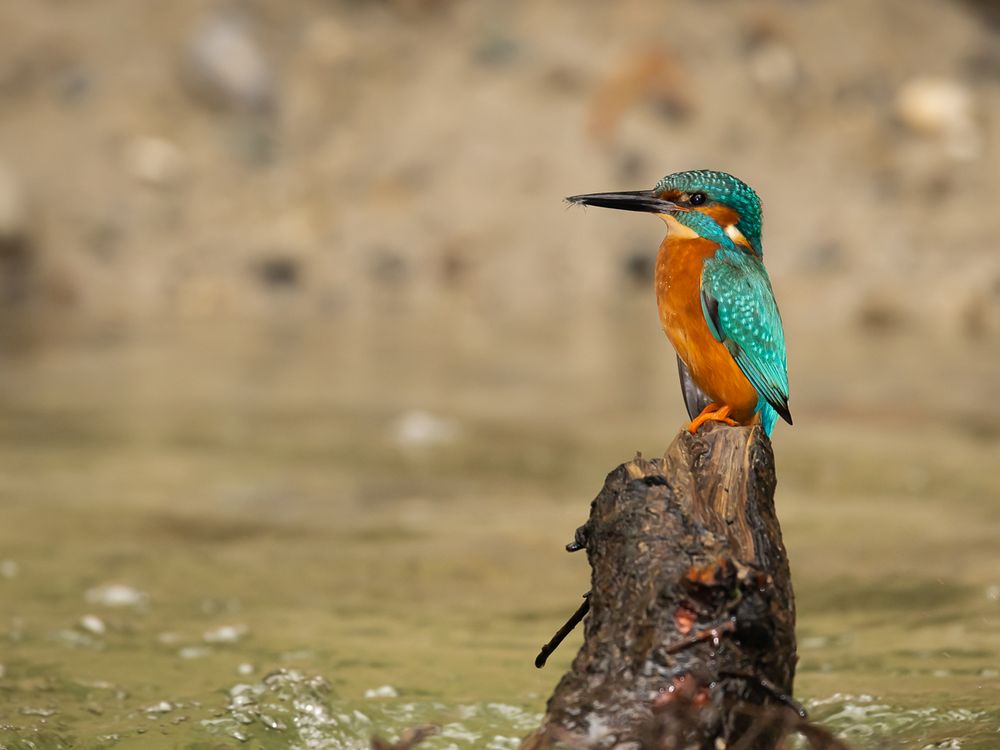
top-left (521, 424), bottom-right (801, 750)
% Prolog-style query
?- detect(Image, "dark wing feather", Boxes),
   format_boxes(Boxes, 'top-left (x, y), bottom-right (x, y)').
top-left (676, 355), bottom-right (713, 420)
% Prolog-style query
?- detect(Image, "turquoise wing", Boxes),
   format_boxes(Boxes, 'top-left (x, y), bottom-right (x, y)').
top-left (700, 250), bottom-right (791, 434)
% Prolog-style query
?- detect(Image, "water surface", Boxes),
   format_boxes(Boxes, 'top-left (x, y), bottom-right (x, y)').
top-left (1, 311), bottom-right (998, 748)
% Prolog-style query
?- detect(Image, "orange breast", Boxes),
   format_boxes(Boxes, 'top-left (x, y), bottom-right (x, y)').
top-left (654, 235), bottom-right (760, 423)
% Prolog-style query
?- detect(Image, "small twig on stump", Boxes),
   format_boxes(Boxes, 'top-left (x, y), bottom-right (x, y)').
top-left (663, 616), bottom-right (737, 655)
top-left (535, 593), bottom-right (591, 668)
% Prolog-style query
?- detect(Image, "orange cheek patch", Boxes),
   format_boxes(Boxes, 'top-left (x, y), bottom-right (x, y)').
top-left (699, 204), bottom-right (755, 250)
top-left (698, 204), bottom-right (741, 227)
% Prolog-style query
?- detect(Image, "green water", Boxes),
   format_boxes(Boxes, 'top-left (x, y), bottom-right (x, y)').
top-left (1, 312), bottom-right (998, 749)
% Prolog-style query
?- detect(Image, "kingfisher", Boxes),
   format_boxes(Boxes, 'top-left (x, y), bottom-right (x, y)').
top-left (567, 170), bottom-right (791, 436)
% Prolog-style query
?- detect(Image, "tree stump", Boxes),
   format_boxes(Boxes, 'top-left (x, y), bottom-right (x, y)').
top-left (521, 423), bottom-right (807, 750)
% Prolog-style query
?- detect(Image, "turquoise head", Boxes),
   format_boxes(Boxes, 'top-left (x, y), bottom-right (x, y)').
top-left (566, 169), bottom-right (764, 256)
top-left (653, 170), bottom-right (763, 255)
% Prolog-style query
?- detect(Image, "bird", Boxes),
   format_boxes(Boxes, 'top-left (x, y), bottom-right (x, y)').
top-left (566, 169), bottom-right (791, 436)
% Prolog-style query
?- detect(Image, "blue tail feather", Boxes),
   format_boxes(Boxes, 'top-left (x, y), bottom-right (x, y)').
top-left (758, 400), bottom-right (779, 436)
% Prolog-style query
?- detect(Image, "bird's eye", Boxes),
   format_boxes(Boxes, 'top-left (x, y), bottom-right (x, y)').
top-left (689, 192), bottom-right (707, 206)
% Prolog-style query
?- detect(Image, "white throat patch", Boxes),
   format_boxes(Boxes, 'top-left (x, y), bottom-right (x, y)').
top-left (661, 214), bottom-right (700, 240)
top-left (663, 214), bottom-right (752, 248)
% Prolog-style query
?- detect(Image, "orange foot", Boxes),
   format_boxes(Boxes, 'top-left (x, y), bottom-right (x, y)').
top-left (687, 403), bottom-right (738, 434)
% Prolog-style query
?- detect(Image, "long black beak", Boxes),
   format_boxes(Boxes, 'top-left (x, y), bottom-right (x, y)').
top-left (565, 189), bottom-right (683, 214)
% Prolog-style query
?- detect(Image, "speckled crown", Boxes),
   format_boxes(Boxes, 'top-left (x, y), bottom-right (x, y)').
top-left (655, 170), bottom-right (763, 255)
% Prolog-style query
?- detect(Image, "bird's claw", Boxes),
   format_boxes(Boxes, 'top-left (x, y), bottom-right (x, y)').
top-left (686, 404), bottom-right (738, 434)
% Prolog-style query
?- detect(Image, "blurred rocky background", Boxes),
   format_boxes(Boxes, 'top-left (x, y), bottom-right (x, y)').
top-left (1, 0), bottom-right (998, 341)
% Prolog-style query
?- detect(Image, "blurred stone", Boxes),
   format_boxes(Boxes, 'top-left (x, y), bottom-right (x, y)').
top-left (199, 596), bottom-right (242, 615)
top-left (745, 22), bottom-right (800, 94)
top-left (364, 685), bottom-right (399, 699)
top-left (257, 713), bottom-right (287, 731)
top-left (542, 64), bottom-right (586, 94)
top-left (799, 241), bottom-right (846, 273)
top-left (78, 615), bottom-right (106, 635)
top-left (749, 42), bottom-right (799, 92)
top-left (0, 559), bottom-right (18, 578)
top-left (895, 77), bottom-right (971, 133)
top-left (588, 46), bottom-right (692, 144)
top-left (894, 76), bottom-right (980, 160)
top-left (961, 285), bottom-right (1000, 339)
top-left (369, 247), bottom-right (409, 285)
top-left (56, 66), bottom-right (92, 103)
top-left (84, 583), bottom-right (148, 608)
top-left (255, 255), bottom-right (301, 290)
top-left (0, 163), bottom-right (27, 241)
top-left (230, 120), bottom-right (278, 167)
top-left (622, 249), bottom-right (654, 286)
top-left (615, 150), bottom-right (646, 182)
top-left (56, 626), bottom-right (98, 648)
top-left (302, 17), bottom-right (356, 68)
top-left (176, 276), bottom-right (233, 318)
top-left (958, 0), bottom-right (1000, 29)
top-left (833, 75), bottom-right (892, 109)
top-left (474, 33), bottom-right (520, 67)
top-left (183, 11), bottom-right (276, 114)
top-left (179, 645), bottom-right (212, 659)
top-left (125, 136), bottom-right (186, 187)
top-left (856, 294), bottom-right (910, 333)
top-left (86, 221), bottom-right (123, 262)
top-left (391, 410), bottom-right (460, 449)
top-left (438, 243), bottom-right (470, 287)
top-left (144, 701), bottom-right (174, 714)
top-left (203, 624), bottom-right (248, 644)
top-left (20, 706), bottom-right (57, 717)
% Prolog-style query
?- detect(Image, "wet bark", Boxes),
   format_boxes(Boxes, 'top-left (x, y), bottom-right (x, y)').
top-left (521, 423), bottom-right (809, 750)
